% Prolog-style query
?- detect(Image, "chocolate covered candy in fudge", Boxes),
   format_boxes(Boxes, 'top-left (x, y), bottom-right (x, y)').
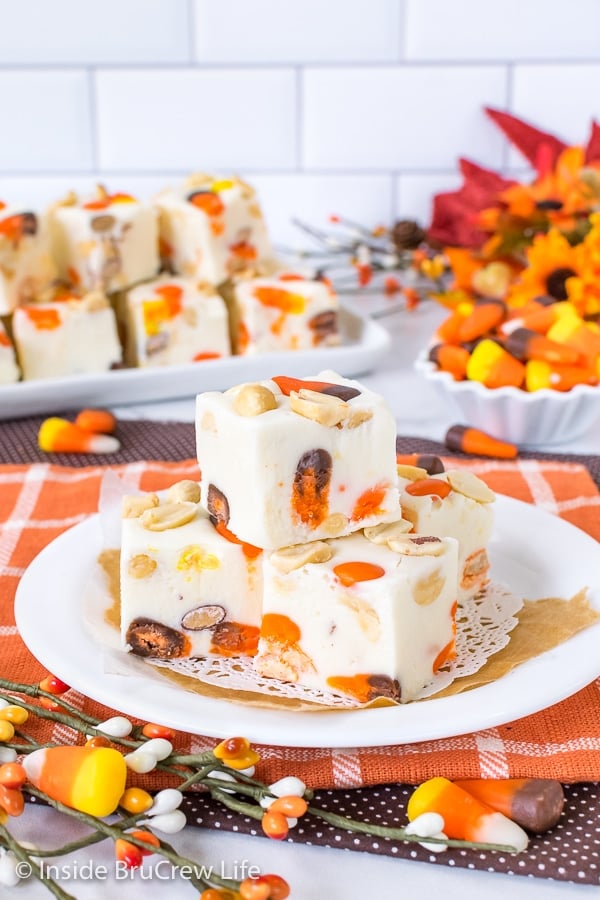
top-left (0, 204), bottom-right (56, 313)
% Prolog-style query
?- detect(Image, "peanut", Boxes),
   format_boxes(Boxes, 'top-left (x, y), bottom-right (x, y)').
top-left (140, 501), bottom-right (197, 531)
top-left (388, 535), bottom-right (446, 557)
top-left (446, 470), bottom-right (495, 504)
top-left (270, 540), bottom-right (333, 574)
top-left (233, 384), bottom-right (278, 416)
top-left (363, 519), bottom-right (413, 544)
top-left (122, 493), bottom-right (159, 519)
top-left (290, 389), bottom-right (348, 427)
top-left (128, 554), bottom-right (157, 579)
top-left (168, 480), bottom-right (201, 504)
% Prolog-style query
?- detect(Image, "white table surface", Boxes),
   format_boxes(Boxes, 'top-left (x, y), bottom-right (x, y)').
top-left (10, 296), bottom-right (599, 899)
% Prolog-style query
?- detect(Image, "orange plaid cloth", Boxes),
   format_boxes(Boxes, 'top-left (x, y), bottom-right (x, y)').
top-left (1, 457), bottom-right (599, 790)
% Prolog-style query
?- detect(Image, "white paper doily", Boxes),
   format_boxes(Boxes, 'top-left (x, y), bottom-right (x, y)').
top-left (145, 581), bottom-right (523, 708)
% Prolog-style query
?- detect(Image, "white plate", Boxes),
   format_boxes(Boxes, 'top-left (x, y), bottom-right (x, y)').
top-left (0, 307), bottom-right (390, 420)
top-left (14, 495), bottom-right (600, 748)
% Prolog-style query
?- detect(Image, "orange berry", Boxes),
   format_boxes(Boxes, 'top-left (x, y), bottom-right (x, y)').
top-left (119, 787), bottom-right (154, 814)
top-left (38, 696), bottom-right (61, 712)
top-left (214, 736), bottom-right (250, 760)
top-left (0, 763), bottom-right (26, 790)
top-left (85, 736), bottom-right (112, 749)
top-left (240, 875), bottom-right (290, 900)
top-left (39, 674), bottom-right (70, 695)
top-left (128, 829), bottom-right (160, 855)
top-left (141, 723), bottom-right (175, 741)
top-left (261, 810), bottom-right (289, 840)
top-left (0, 784), bottom-right (24, 817)
top-left (269, 795), bottom-right (308, 818)
top-left (114, 838), bottom-right (143, 869)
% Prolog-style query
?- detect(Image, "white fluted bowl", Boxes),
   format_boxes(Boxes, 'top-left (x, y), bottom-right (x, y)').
top-left (415, 350), bottom-right (600, 447)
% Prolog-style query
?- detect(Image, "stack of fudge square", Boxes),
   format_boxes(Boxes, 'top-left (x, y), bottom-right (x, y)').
top-left (120, 372), bottom-right (495, 704)
top-left (0, 175), bottom-right (339, 383)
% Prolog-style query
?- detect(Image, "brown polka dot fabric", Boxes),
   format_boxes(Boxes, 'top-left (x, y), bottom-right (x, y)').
top-left (180, 782), bottom-right (600, 884)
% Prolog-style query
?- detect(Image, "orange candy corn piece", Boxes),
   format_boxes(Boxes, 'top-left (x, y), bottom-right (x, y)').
top-left (22, 746), bottom-right (127, 816)
top-left (445, 425), bottom-right (518, 460)
top-left (333, 561), bottom-right (385, 586)
top-left (38, 417), bottom-right (120, 454)
top-left (525, 360), bottom-right (598, 392)
top-left (453, 778), bottom-right (564, 833)
top-left (429, 343), bottom-right (470, 379)
top-left (458, 299), bottom-right (507, 343)
top-left (466, 338), bottom-right (525, 389)
top-left (404, 477), bottom-right (452, 498)
top-left (74, 408), bottom-right (117, 434)
top-left (504, 327), bottom-right (580, 365)
top-left (407, 776), bottom-right (528, 850)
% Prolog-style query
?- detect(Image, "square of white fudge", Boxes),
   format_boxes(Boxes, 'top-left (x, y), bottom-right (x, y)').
top-left (0, 321), bottom-right (20, 383)
top-left (398, 468), bottom-right (495, 601)
top-left (0, 205), bottom-right (57, 314)
top-left (195, 371), bottom-right (400, 550)
top-left (155, 174), bottom-right (274, 286)
top-left (255, 530), bottom-right (458, 703)
top-left (49, 190), bottom-right (159, 293)
top-left (120, 483), bottom-right (263, 660)
top-left (230, 271), bottom-right (340, 355)
top-left (124, 276), bottom-right (231, 367)
top-left (12, 293), bottom-right (122, 380)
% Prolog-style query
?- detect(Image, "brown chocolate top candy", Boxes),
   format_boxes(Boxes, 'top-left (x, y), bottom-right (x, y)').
top-left (126, 618), bottom-right (188, 659)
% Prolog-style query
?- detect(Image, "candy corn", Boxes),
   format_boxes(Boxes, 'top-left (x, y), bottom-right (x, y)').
top-left (466, 338), bottom-right (525, 389)
top-left (407, 777), bottom-right (529, 851)
top-left (444, 425), bottom-right (518, 460)
top-left (458, 299), bottom-right (507, 343)
top-left (525, 360), bottom-right (598, 392)
top-left (38, 417), bottom-right (120, 454)
top-left (547, 311), bottom-right (600, 367)
top-left (454, 778), bottom-right (564, 833)
top-left (22, 746), bottom-right (127, 816)
top-left (503, 327), bottom-right (580, 365)
top-left (428, 343), bottom-right (470, 379)
top-left (74, 408), bottom-right (117, 434)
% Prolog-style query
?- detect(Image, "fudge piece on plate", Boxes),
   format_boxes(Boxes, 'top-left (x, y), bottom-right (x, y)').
top-left (398, 467), bottom-right (495, 601)
top-left (0, 203), bottom-right (56, 314)
top-left (120, 482), bottom-right (262, 660)
top-left (195, 371), bottom-right (400, 550)
top-left (255, 528), bottom-right (458, 703)
top-left (12, 291), bottom-right (122, 380)
top-left (155, 174), bottom-right (274, 286)
top-left (48, 187), bottom-right (159, 293)
top-left (124, 276), bottom-right (231, 367)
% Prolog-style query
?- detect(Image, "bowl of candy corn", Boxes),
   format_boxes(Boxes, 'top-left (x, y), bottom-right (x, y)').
top-left (416, 297), bottom-right (600, 446)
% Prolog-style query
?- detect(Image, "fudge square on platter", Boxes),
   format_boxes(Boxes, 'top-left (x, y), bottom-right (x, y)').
top-left (155, 174), bottom-right (274, 287)
top-left (120, 481), bottom-right (263, 660)
top-left (227, 270), bottom-right (340, 355)
top-left (12, 291), bottom-right (121, 380)
top-left (255, 529), bottom-right (459, 703)
top-left (48, 187), bottom-right (159, 293)
top-left (195, 371), bottom-right (400, 550)
top-left (124, 275), bottom-right (231, 368)
top-left (0, 203), bottom-right (56, 314)
top-left (398, 466), bottom-right (495, 601)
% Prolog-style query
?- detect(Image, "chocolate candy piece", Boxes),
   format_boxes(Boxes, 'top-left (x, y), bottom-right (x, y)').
top-left (126, 618), bottom-right (187, 659)
top-left (91, 214), bottom-right (116, 233)
top-left (320, 384), bottom-right (360, 401)
top-left (292, 448), bottom-right (332, 527)
top-left (395, 451), bottom-right (445, 475)
top-left (308, 310), bottom-right (338, 342)
top-left (207, 484), bottom-right (230, 526)
top-left (366, 675), bottom-right (402, 703)
top-left (454, 778), bottom-right (565, 834)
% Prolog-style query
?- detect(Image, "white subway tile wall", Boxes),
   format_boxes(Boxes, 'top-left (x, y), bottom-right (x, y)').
top-left (0, 0), bottom-right (596, 238)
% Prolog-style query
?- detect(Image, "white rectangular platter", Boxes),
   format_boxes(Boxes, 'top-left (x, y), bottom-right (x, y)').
top-left (0, 307), bottom-right (390, 420)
